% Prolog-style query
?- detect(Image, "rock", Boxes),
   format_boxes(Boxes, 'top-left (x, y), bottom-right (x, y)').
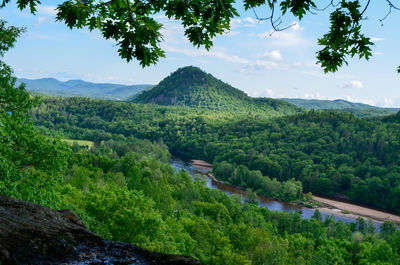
top-left (0, 195), bottom-right (203, 265)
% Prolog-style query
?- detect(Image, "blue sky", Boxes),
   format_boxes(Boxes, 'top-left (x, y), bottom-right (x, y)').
top-left (1, 0), bottom-right (400, 107)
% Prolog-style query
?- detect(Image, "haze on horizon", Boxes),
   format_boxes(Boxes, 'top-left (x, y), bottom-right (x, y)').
top-left (1, 0), bottom-right (400, 107)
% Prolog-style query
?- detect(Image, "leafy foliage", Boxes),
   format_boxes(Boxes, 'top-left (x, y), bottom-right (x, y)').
top-left (32, 96), bottom-right (400, 213)
top-left (0, 20), bottom-right (68, 207)
top-left (2, 13), bottom-right (400, 265)
top-left (317, 1), bottom-right (373, 73)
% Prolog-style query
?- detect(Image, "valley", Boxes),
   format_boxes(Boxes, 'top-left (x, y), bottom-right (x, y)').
top-left (2, 1), bottom-right (400, 263)
top-left (31, 67), bottom-right (400, 214)
top-left (170, 157), bottom-right (400, 226)
top-left (3, 66), bottom-right (400, 264)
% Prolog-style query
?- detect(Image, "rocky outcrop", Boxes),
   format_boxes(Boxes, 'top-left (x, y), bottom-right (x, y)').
top-left (0, 195), bottom-right (203, 265)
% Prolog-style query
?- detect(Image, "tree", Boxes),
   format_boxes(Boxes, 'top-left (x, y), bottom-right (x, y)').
top-left (0, 19), bottom-right (68, 206)
top-left (1, 0), bottom-right (397, 72)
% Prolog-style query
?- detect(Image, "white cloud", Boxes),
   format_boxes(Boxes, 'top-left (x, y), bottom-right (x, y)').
top-left (342, 80), bottom-right (363, 89)
top-left (257, 22), bottom-right (307, 47)
top-left (260, 50), bottom-right (282, 61)
top-left (238, 60), bottom-right (283, 74)
top-left (230, 18), bottom-right (243, 29)
top-left (163, 45), bottom-right (250, 64)
top-left (375, 98), bottom-right (400, 108)
top-left (247, 88), bottom-right (274, 97)
top-left (291, 22), bottom-right (304, 31)
top-left (37, 5), bottom-right (57, 16)
top-left (35, 16), bottom-right (46, 27)
top-left (370, 37), bottom-right (384, 42)
top-left (266, 89), bottom-right (274, 97)
top-left (243, 17), bottom-right (263, 25)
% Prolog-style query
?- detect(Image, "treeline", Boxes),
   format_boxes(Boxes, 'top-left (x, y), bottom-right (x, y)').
top-left (213, 162), bottom-right (303, 202)
top-left (32, 97), bottom-right (400, 213)
top-left (5, 133), bottom-right (400, 264)
top-left (3, 28), bottom-right (400, 265)
top-left (2, 89), bottom-right (400, 264)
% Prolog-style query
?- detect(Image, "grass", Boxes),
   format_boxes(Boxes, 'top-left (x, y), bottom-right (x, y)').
top-left (62, 139), bottom-right (94, 149)
top-left (341, 210), bottom-right (350, 214)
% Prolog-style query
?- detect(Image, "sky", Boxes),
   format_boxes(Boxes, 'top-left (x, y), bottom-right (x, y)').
top-left (1, 0), bottom-right (399, 107)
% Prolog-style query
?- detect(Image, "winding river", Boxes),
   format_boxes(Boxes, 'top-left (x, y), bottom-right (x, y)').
top-left (169, 157), bottom-right (383, 229)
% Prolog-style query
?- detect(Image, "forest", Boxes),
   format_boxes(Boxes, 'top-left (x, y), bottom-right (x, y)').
top-left (32, 96), bottom-right (400, 214)
top-left (2, 0), bottom-right (400, 263)
top-left (3, 93), bottom-right (400, 264)
top-left (2, 54), bottom-right (400, 265)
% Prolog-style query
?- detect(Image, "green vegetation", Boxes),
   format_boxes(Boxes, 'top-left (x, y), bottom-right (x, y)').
top-left (2, 14), bottom-right (400, 265)
top-left (4, 90), bottom-right (400, 264)
top-left (17, 78), bottom-right (151, 100)
top-left (32, 95), bottom-right (400, 214)
top-left (281, 98), bottom-right (399, 118)
top-left (62, 139), bottom-right (94, 149)
top-left (134, 66), bottom-right (301, 115)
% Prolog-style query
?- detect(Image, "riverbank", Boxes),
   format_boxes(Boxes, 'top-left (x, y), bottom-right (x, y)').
top-left (190, 159), bottom-right (213, 168)
top-left (312, 195), bottom-right (400, 225)
top-left (186, 159), bottom-right (400, 225)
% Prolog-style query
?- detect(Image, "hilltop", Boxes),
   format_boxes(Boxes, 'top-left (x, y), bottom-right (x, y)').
top-left (134, 66), bottom-right (301, 115)
top-left (17, 78), bottom-right (152, 100)
top-left (281, 98), bottom-right (399, 117)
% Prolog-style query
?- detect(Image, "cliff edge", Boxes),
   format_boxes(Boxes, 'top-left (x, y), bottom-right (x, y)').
top-left (0, 195), bottom-right (202, 265)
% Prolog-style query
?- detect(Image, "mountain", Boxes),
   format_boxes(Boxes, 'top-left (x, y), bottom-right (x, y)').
top-left (17, 78), bottom-right (152, 100)
top-left (281, 98), bottom-right (399, 117)
top-left (134, 66), bottom-right (301, 115)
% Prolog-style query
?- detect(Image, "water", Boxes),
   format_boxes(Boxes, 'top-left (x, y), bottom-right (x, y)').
top-left (169, 157), bottom-right (383, 229)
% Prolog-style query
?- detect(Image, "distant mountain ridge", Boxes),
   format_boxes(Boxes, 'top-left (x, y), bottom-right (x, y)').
top-left (133, 66), bottom-right (301, 115)
top-left (281, 98), bottom-right (399, 117)
top-left (17, 78), bottom-right (152, 100)
top-left (281, 98), bottom-right (398, 110)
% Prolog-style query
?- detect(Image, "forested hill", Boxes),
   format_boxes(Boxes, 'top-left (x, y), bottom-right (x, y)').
top-left (17, 78), bottom-right (152, 100)
top-left (33, 97), bottom-right (400, 214)
top-left (281, 98), bottom-right (399, 117)
top-left (134, 66), bottom-right (301, 115)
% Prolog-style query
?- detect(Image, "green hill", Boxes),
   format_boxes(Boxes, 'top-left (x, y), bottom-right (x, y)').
top-left (134, 66), bottom-right (301, 115)
top-left (281, 98), bottom-right (399, 117)
top-left (17, 78), bottom-right (152, 100)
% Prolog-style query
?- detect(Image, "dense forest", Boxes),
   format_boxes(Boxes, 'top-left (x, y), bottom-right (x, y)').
top-left (2, 0), bottom-right (400, 263)
top-left (5, 127), bottom-right (400, 264)
top-left (134, 67), bottom-right (301, 115)
top-left (2, 67), bottom-right (400, 265)
top-left (3, 91), bottom-right (400, 264)
top-left (32, 95), bottom-right (400, 214)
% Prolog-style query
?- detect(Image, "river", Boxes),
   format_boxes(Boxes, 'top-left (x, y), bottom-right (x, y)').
top-left (169, 157), bottom-right (383, 229)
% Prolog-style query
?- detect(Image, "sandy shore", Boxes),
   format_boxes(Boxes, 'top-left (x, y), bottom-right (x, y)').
top-left (312, 195), bottom-right (400, 224)
top-left (188, 159), bottom-right (400, 225)
top-left (190, 159), bottom-right (213, 168)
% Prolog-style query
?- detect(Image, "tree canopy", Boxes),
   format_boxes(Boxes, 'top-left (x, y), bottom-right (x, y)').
top-left (1, 0), bottom-right (398, 72)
